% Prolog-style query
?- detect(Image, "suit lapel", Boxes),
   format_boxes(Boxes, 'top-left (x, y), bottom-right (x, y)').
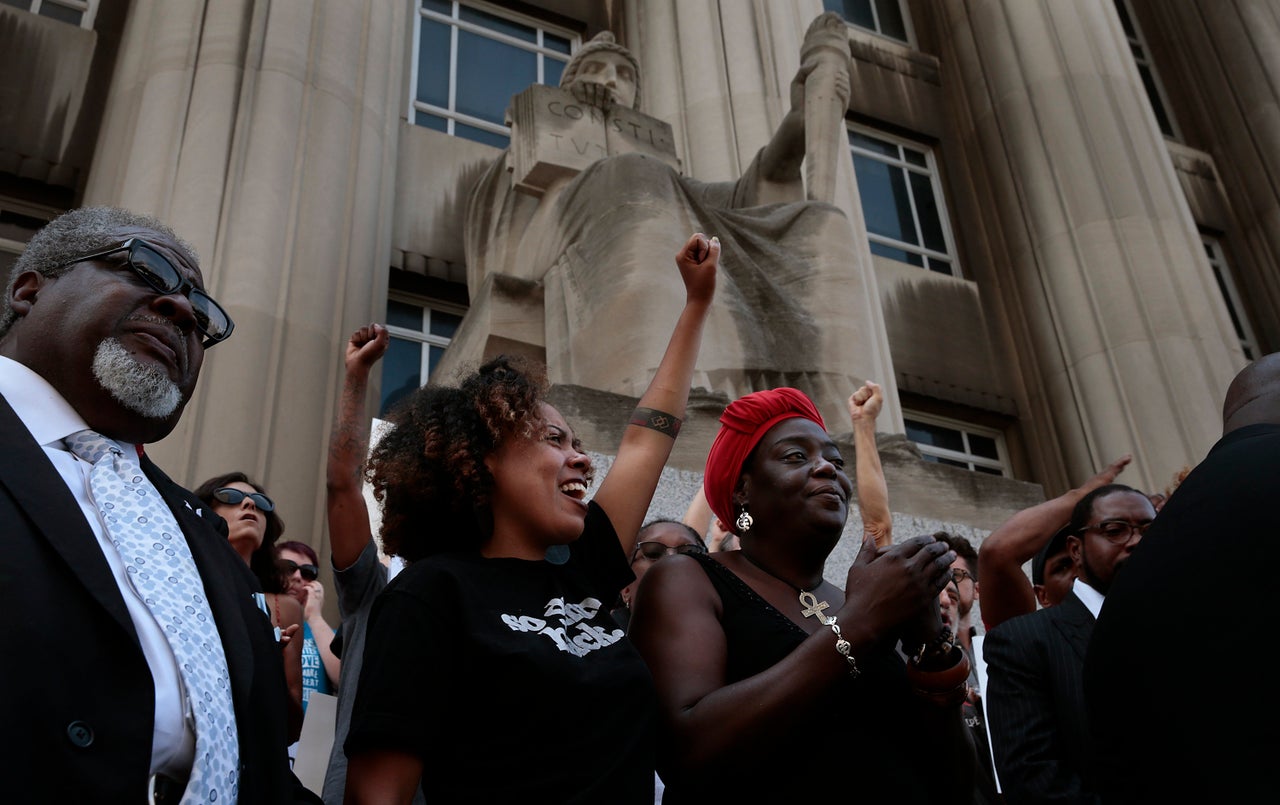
top-left (0, 395), bottom-right (140, 646)
top-left (1052, 591), bottom-right (1096, 663)
top-left (141, 456), bottom-right (255, 709)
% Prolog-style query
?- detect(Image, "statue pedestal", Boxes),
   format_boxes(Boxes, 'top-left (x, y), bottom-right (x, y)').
top-left (432, 272), bottom-right (546, 383)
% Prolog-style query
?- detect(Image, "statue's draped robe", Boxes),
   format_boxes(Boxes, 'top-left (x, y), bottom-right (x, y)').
top-left (464, 148), bottom-right (871, 420)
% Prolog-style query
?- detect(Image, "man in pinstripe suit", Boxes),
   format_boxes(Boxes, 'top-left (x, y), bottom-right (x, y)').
top-left (982, 483), bottom-right (1155, 805)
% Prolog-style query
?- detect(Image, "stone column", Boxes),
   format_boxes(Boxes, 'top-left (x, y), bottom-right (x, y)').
top-left (935, 0), bottom-right (1242, 491)
top-left (1136, 0), bottom-right (1280, 352)
top-left (84, 0), bottom-right (405, 544)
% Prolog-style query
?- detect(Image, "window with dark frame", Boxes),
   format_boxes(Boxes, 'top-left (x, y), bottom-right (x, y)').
top-left (410, 0), bottom-right (578, 149)
top-left (849, 126), bottom-right (960, 277)
top-left (0, 0), bottom-right (97, 29)
top-left (1113, 0), bottom-right (1180, 141)
top-left (379, 296), bottom-right (465, 416)
top-left (1202, 236), bottom-right (1260, 361)
top-left (822, 0), bottom-right (911, 45)
top-left (904, 413), bottom-right (1009, 476)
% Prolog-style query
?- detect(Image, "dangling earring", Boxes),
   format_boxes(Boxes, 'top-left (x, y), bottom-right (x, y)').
top-left (735, 506), bottom-right (754, 533)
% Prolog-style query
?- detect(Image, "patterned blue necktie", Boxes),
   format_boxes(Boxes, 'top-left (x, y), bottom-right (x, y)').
top-left (65, 430), bottom-right (239, 803)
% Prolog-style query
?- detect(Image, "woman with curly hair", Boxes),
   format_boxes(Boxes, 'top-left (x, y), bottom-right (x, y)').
top-left (194, 471), bottom-right (305, 742)
top-left (343, 233), bottom-right (718, 804)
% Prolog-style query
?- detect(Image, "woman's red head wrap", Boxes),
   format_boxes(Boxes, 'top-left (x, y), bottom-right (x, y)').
top-left (703, 387), bottom-right (825, 534)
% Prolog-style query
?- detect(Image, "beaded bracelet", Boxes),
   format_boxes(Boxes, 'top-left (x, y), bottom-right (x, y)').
top-left (825, 616), bottom-right (861, 678)
top-left (906, 627), bottom-right (956, 667)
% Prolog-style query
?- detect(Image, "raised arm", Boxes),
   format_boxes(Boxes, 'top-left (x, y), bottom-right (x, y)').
top-left (849, 381), bottom-right (891, 548)
top-left (592, 233), bottom-right (717, 553)
top-left (977, 454), bottom-right (1130, 629)
top-left (327, 324), bottom-right (390, 571)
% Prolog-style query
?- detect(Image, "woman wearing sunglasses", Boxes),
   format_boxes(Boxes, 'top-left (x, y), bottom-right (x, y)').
top-left (277, 540), bottom-right (339, 712)
top-left (343, 233), bottom-right (716, 804)
top-left (194, 472), bottom-right (304, 743)
top-left (612, 520), bottom-right (706, 630)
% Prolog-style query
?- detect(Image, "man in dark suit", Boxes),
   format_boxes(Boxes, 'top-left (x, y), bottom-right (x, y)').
top-left (0, 207), bottom-right (318, 803)
top-left (1086, 353), bottom-right (1280, 804)
top-left (983, 482), bottom-right (1155, 804)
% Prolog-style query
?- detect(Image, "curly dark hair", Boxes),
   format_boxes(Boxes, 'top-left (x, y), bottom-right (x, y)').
top-left (194, 471), bottom-right (287, 593)
top-left (367, 355), bottom-right (550, 562)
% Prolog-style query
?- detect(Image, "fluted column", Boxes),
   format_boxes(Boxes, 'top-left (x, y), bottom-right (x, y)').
top-left (1138, 0), bottom-right (1280, 352)
top-left (84, 0), bottom-right (405, 544)
top-left (936, 0), bottom-right (1241, 491)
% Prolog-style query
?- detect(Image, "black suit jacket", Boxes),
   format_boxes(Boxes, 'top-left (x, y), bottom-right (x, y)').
top-left (1086, 423), bottom-right (1280, 804)
top-left (984, 590), bottom-right (1100, 805)
top-left (0, 395), bottom-right (318, 803)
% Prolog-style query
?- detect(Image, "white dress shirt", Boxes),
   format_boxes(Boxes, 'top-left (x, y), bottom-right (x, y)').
top-left (1073, 576), bottom-right (1106, 620)
top-left (0, 355), bottom-right (196, 776)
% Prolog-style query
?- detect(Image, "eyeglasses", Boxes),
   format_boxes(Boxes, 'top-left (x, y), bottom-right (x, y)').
top-left (951, 568), bottom-right (974, 584)
top-left (632, 541), bottom-right (706, 562)
top-left (280, 559), bottom-right (319, 582)
top-left (1077, 519), bottom-right (1152, 543)
top-left (212, 487), bottom-right (275, 512)
top-left (56, 238), bottom-right (234, 347)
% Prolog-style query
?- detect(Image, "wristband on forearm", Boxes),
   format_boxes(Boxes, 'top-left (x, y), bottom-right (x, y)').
top-left (629, 407), bottom-right (682, 438)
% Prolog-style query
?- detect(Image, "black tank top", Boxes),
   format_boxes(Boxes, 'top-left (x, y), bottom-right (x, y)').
top-left (657, 551), bottom-right (971, 804)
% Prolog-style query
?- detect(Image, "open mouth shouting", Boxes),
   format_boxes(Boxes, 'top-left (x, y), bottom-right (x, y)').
top-left (559, 480), bottom-right (590, 506)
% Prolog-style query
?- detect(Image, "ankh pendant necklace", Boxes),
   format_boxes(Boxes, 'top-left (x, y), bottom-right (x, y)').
top-left (740, 551), bottom-right (833, 625)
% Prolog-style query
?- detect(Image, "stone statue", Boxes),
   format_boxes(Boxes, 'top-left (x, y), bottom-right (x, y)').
top-left (452, 13), bottom-right (876, 426)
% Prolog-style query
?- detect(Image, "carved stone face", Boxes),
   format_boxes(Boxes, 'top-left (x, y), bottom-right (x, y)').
top-left (573, 50), bottom-right (637, 109)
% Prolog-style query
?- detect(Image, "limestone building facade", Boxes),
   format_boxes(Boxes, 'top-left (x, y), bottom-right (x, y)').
top-left (2, 0), bottom-right (1274, 576)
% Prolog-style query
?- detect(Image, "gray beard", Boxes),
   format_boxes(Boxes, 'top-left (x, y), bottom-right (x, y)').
top-left (92, 338), bottom-right (182, 420)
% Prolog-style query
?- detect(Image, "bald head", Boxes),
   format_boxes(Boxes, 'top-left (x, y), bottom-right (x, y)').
top-left (1222, 352), bottom-right (1280, 434)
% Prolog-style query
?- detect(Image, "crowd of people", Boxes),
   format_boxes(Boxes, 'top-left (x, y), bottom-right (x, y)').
top-left (2, 203), bottom-right (1276, 800)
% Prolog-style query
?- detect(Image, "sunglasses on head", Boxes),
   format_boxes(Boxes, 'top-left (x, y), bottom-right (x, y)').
top-left (56, 238), bottom-right (235, 348)
top-left (212, 487), bottom-right (275, 512)
top-left (632, 541), bottom-right (706, 562)
top-left (280, 559), bottom-right (319, 582)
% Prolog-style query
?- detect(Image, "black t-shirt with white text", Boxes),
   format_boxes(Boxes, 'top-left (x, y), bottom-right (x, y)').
top-left (346, 502), bottom-right (654, 803)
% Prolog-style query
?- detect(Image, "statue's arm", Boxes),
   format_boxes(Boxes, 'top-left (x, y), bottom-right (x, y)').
top-left (757, 13), bottom-right (851, 199)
